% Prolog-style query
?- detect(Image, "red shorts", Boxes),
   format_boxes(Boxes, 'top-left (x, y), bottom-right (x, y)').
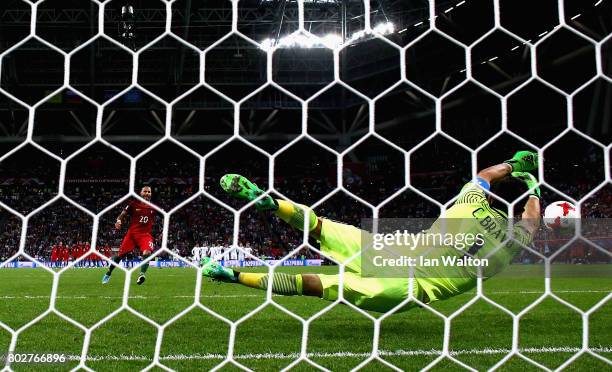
top-left (119, 230), bottom-right (154, 256)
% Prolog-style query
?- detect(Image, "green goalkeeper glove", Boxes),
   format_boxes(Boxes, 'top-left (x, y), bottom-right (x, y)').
top-left (504, 151), bottom-right (538, 172)
top-left (512, 171), bottom-right (540, 199)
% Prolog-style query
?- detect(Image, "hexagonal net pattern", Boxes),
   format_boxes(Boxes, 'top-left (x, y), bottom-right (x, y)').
top-left (0, 0), bottom-right (610, 371)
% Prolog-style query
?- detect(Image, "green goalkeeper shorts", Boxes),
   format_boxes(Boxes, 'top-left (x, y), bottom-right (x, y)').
top-left (315, 218), bottom-right (425, 313)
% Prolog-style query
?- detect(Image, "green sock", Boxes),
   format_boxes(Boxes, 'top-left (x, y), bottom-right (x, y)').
top-left (106, 255), bottom-right (122, 276)
top-left (275, 200), bottom-right (318, 232)
top-left (140, 255), bottom-right (150, 275)
top-left (239, 272), bottom-right (303, 296)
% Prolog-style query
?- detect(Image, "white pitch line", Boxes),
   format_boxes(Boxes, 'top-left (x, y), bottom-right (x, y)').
top-left (0, 294), bottom-right (262, 300)
top-left (30, 346), bottom-right (612, 362)
top-left (480, 289), bottom-right (611, 294)
top-left (0, 290), bottom-right (609, 300)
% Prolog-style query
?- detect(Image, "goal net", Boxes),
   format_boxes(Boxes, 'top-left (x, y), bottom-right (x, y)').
top-left (0, 0), bottom-right (610, 370)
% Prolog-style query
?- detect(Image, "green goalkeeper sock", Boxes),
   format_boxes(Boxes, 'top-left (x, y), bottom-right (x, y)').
top-left (275, 200), bottom-right (318, 232)
top-left (238, 272), bottom-right (303, 296)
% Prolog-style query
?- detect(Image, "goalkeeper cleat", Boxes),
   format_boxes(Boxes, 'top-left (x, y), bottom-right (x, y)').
top-left (220, 174), bottom-right (278, 211)
top-left (200, 257), bottom-right (237, 282)
top-left (137, 274), bottom-right (146, 285)
top-left (102, 274), bottom-right (111, 284)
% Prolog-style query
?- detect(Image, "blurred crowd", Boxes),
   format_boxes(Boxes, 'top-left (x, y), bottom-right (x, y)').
top-left (0, 157), bottom-right (610, 266)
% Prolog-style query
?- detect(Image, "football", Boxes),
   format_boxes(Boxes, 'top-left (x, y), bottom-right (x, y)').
top-left (543, 201), bottom-right (579, 230)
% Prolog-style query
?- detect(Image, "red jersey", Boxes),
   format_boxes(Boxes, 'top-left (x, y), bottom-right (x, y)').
top-left (125, 200), bottom-right (155, 235)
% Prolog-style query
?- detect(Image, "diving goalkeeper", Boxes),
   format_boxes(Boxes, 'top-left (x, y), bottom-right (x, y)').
top-left (200, 151), bottom-right (541, 312)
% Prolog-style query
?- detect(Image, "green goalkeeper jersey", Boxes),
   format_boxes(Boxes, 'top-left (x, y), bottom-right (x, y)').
top-left (415, 182), bottom-right (534, 303)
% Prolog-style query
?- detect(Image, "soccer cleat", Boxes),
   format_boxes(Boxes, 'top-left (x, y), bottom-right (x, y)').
top-left (102, 274), bottom-right (111, 284)
top-left (137, 274), bottom-right (146, 285)
top-left (220, 174), bottom-right (278, 211)
top-left (200, 257), bottom-right (237, 282)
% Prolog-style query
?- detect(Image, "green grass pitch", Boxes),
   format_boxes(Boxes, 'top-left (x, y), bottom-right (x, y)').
top-left (0, 264), bottom-right (610, 371)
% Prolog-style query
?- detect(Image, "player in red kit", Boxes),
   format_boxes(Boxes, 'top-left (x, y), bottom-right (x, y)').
top-left (102, 186), bottom-right (155, 285)
top-left (62, 245), bottom-right (70, 267)
top-left (50, 244), bottom-right (58, 268)
top-left (73, 242), bottom-right (82, 267)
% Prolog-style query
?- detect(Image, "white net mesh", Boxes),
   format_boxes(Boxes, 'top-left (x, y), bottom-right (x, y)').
top-left (0, 0), bottom-right (610, 370)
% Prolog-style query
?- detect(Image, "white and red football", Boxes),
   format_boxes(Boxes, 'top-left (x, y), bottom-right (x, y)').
top-left (543, 201), bottom-right (579, 230)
